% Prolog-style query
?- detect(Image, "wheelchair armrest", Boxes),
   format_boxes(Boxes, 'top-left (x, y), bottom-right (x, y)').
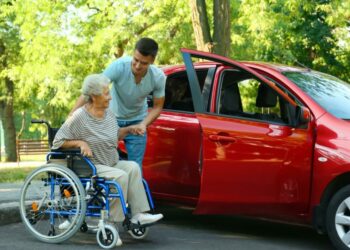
top-left (51, 148), bottom-right (81, 153)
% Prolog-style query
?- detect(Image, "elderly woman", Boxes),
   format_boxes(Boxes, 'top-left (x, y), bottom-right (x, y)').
top-left (52, 74), bottom-right (163, 246)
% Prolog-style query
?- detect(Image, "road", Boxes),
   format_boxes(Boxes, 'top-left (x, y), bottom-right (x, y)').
top-left (0, 205), bottom-right (334, 250)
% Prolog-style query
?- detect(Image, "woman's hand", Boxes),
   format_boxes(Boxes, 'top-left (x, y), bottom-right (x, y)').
top-left (79, 141), bottom-right (93, 157)
top-left (129, 123), bottom-right (147, 135)
top-left (61, 140), bottom-right (93, 157)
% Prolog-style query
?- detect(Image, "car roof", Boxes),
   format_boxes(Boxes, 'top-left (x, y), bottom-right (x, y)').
top-left (241, 61), bottom-right (308, 73)
top-left (161, 61), bottom-right (308, 74)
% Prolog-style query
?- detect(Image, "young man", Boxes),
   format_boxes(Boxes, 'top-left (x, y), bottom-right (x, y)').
top-left (70, 38), bottom-right (166, 171)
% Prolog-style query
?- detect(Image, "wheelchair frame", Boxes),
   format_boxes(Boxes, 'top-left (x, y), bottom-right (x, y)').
top-left (19, 120), bottom-right (156, 248)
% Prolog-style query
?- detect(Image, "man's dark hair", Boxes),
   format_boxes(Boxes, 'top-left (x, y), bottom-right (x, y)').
top-left (135, 38), bottom-right (159, 57)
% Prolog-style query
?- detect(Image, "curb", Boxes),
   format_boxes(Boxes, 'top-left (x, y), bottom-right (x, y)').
top-left (0, 202), bottom-right (21, 225)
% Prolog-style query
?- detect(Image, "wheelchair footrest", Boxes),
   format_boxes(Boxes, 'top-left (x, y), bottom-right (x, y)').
top-left (125, 222), bottom-right (156, 230)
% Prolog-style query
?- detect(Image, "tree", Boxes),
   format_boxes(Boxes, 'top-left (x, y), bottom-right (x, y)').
top-left (0, 0), bottom-right (193, 161)
top-left (189, 0), bottom-right (231, 56)
top-left (233, 0), bottom-right (350, 82)
top-left (0, 1), bottom-right (20, 161)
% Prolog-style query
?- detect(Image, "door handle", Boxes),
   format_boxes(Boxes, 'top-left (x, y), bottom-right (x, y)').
top-left (208, 135), bottom-right (236, 143)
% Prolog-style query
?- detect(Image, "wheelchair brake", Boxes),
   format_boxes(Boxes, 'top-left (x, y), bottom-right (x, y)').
top-left (85, 175), bottom-right (97, 199)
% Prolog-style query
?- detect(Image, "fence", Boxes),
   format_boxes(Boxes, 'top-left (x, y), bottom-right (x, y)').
top-left (16, 139), bottom-right (49, 161)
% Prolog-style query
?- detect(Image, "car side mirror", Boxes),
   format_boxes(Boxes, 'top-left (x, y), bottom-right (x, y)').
top-left (295, 106), bottom-right (311, 127)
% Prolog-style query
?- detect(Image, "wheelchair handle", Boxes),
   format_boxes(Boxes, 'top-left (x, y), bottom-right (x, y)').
top-left (31, 119), bottom-right (52, 129)
top-left (31, 119), bottom-right (46, 124)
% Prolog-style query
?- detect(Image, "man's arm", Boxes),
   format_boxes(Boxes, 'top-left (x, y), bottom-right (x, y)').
top-left (130, 96), bottom-right (165, 135)
top-left (69, 95), bottom-right (87, 116)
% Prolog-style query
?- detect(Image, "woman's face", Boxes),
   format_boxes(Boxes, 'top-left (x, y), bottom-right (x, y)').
top-left (91, 85), bottom-right (111, 109)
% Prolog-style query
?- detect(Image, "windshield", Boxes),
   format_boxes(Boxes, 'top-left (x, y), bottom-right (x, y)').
top-left (283, 71), bottom-right (350, 119)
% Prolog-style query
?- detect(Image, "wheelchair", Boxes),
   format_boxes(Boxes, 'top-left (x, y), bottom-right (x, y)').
top-left (19, 119), bottom-right (156, 249)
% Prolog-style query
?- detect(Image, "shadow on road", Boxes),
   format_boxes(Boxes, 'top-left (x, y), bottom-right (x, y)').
top-left (157, 204), bottom-right (333, 249)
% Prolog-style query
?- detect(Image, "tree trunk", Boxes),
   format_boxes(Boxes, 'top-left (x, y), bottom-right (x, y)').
top-left (189, 0), bottom-right (213, 52)
top-left (0, 77), bottom-right (17, 162)
top-left (213, 0), bottom-right (231, 56)
top-left (0, 38), bottom-right (17, 162)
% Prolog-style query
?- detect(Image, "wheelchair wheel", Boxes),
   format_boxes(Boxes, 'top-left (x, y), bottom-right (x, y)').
top-left (128, 226), bottom-right (149, 239)
top-left (19, 164), bottom-right (86, 244)
top-left (96, 224), bottom-right (119, 249)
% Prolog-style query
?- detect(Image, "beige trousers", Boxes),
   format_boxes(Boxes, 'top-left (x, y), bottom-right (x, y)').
top-left (49, 159), bottom-right (150, 222)
top-left (96, 160), bottom-right (150, 222)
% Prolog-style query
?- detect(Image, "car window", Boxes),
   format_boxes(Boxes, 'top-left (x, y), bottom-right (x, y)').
top-left (163, 69), bottom-right (210, 112)
top-left (217, 70), bottom-right (290, 124)
top-left (283, 71), bottom-right (350, 119)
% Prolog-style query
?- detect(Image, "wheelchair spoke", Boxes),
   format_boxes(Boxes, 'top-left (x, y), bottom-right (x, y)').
top-left (20, 164), bottom-right (86, 244)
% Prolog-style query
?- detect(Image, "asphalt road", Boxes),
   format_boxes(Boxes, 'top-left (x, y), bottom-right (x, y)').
top-left (0, 205), bottom-right (334, 250)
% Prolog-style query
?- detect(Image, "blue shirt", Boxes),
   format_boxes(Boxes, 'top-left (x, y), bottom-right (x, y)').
top-left (103, 56), bottom-right (166, 121)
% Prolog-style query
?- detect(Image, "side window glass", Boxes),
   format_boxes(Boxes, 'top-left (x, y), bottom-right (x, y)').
top-left (238, 79), bottom-right (282, 119)
top-left (164, 69), bottom-right (210, 112)
top-left (164, 77), bottom-right (194, 112)
top-left (218, 70), bottom-right (288, 124)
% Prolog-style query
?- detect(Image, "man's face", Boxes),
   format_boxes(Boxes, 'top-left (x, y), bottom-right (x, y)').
top-left (131, 50), bottom-right (155, 77)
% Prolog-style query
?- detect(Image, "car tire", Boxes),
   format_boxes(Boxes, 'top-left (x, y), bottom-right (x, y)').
top-left (326, 185), bottom-right (350, 250)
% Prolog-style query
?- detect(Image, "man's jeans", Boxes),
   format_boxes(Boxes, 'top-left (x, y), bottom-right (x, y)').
top-left (117, 120), bottom-right (147, 173)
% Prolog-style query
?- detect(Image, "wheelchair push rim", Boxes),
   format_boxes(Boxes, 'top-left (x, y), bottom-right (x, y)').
top-left (19, 164), bottom-right (86, 244)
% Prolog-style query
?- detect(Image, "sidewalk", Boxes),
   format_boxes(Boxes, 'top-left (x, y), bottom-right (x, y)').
top-left (0, 161), bottom-right (45, 225)
top-left (0, 161), bottom-right (45, 168)
top-left (0, 182), bottom-right (23, 225)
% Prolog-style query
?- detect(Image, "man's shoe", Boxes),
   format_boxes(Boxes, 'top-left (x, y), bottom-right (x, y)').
top-left (131, 213), bottom-right (163, 225)
top-left (116, 238), bottom-right (123, 247)
top-left (58, 220), bottom-right (71, 230)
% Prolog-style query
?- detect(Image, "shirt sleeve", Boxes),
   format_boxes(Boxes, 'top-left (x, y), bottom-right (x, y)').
top-left (153, 70), bottom-right (166, 98)
top-left (103, 59), bottom-right (123, 83)
top-left (52, 110), bottom-right (83, 149)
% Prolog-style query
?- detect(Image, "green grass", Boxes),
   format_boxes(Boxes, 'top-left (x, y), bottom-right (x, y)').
top-left (0, 154), bottom-right (46, 163)
top-left (0, 167), bottom-right (36, 183)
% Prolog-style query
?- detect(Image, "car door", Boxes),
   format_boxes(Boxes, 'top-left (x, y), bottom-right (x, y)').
top-left (182, 49), bottom-right (315, 220)
top-left (143, 66), bottom-right (215, 205)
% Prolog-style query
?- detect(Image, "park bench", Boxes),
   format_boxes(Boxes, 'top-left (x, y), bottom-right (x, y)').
top-left (16, 139), bottom-right (49, 161)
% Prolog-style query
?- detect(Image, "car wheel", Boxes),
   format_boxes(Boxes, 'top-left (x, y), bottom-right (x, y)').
top-left (326, 185), bottom-right (350, 250)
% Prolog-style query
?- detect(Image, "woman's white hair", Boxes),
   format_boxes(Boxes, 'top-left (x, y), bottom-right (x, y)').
top-left (82, 74), bottom-right (110, 102)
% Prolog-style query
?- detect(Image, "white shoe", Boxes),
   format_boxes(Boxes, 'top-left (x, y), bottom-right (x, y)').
top-left (58, 220), bottom-right (71, 230)
top-left (130, 213), bottom-right (163, 225)
top-left (116, 238), bottom-right (123, 247)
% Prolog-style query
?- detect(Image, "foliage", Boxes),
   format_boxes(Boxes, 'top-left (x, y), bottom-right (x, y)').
top-left (232, 0), bottom-right (350, 81)
top-left (2, 0), bottom-right (193, 138)
top-left (0, 0), bottom-right (349, 159)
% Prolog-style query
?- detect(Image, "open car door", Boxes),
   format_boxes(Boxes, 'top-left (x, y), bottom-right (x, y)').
top-left (181, 49), bottom-right (314, 219)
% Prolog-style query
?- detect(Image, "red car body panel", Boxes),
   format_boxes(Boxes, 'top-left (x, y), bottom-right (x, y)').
top-left (143, 111), bottom-right (201, 205)
top-left (194, 113), bottom-right (314, 222)
top-left (311, 114), bottom-right (350, 207)
top-left (132, 49), bottom-right (350, 227)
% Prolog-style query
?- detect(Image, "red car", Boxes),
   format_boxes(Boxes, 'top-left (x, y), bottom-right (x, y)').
top-left (135, 49), bottom-right (350, 249)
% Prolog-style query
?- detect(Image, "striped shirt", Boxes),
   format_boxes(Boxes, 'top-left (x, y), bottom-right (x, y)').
top-left (52, 106), bottom-right (119, 166)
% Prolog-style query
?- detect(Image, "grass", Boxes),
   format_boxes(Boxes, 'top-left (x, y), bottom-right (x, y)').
top-left (0, 154), bottom-right (46, 163)
top-left (0, 166), bottom-right (37, 183)
top-left (0, 154), bottom-right (46, 182)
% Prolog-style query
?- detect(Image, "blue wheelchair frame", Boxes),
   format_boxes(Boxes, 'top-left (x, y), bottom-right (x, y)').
top-left (20, 119), bottom-right (158, 248)
top-left (45, 151), bottom-right (155, 226)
